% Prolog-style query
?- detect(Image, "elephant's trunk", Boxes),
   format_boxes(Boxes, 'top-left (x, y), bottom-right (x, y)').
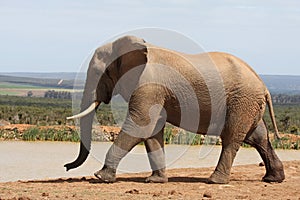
top-left (64, 141), bottom-right (90, 171)
top-left (64, 101), bottom-right (100, 171)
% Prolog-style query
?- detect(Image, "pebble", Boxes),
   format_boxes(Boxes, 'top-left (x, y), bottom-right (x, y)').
top-left (125, 189), bottom-right (139, 194)
top-left (203, 191), bottom-right (212, 198)
top-left (168, 190), bottom-right (176, 195)
top-left (41, 192), bottom-right (49, 197)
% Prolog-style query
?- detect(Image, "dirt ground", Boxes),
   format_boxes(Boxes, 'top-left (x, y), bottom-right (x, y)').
top-left (0, 161), bottom-right (299, 200)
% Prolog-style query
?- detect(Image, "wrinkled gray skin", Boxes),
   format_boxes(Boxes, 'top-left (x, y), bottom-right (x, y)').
top-left (65, 36), bottom-right (285, 184)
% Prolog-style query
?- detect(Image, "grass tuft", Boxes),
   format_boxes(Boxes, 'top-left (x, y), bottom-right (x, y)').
top-left (22, 127), bottom-right (80, 142)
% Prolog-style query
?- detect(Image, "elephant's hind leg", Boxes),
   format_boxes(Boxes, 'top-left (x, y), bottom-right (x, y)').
top-left (244, 120), bottom-right (285, 183)
top-left (144, 128), bottom-right (168, 183)
top-left (208, 113), bottom-right (253, 184)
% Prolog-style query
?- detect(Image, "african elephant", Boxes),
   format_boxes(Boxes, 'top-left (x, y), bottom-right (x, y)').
top-left (65, 35), bottom-right (285, 184)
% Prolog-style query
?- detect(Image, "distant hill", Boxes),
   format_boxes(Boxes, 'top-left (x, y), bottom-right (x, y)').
top-left (260, 75), bottom-right (300, 94)
top-left (0, 73), bottom-right (86, 89)
top-left (1, 72), bottom-right (79, 80)
top-left (0, 74), bottom-right (74, 89)
top-left (1, 72), bottom-right (300, 94)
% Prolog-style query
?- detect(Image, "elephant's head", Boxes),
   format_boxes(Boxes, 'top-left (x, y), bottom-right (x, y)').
top-left (64, 35), bottom-right (148, 171)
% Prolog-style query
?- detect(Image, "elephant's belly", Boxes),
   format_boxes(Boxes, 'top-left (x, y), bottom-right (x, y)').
top-left (166, 109), bottom-right (210, 135)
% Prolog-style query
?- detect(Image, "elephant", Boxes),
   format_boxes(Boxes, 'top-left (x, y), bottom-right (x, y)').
top-left (65, 35), bottom-right (285, 184)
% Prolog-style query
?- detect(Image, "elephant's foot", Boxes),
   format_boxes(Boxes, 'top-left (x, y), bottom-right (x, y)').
top-left (262, 158), bottom-right (285, 183)
top-left (207, 171), bottom-right (229, 184)
top-left (145, 170), bottom-right (168, 183)
top-left (94, 166), bottom-right (116, 183)
top-left (262, 169), bottom-right (285, 183)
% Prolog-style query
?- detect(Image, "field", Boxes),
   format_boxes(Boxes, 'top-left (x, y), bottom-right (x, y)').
top-left (0, 73), bottom-right (82, 97)
top-left (0, 81), bottom-right (74, 97)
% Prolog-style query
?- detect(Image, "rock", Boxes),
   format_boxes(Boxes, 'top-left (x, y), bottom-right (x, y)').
top-left (125, 189), bottom-right (139, 194)
top-left (153, 193), bottom-right (160, 197)
top-left (168, 190), bottom-right (176, 195)
top-left (41, 192), bottom-right (49, 197)
top-left (18, 197), bottom-right (31, 200)
top-left (0, 119), bottom-right (10, 126)
top-left (235, 195), bottom-right (249, 199)
top-left (218, 184), bottom-right (234, 189)
top-left (203, 191), bottom-right (212, 198)
top-left (152, 191), bottom-right (163, 197)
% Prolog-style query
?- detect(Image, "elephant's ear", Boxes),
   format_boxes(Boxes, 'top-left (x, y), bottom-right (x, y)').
top-left (83, 36), bottom-right (147, 100)
top-left (94, 36), bottom-right (148, 103)
top-left (113, 35), bottom-right (147, 55)
top-left (81, 42), bottom-right (114, 105)
top-left (89, 35), bottom-right (147, 79)
top-left (112, 36), bottom-right (148, 77)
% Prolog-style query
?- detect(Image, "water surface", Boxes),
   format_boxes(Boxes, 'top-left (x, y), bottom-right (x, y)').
top-left (0, 141), bottom-right (299, 182)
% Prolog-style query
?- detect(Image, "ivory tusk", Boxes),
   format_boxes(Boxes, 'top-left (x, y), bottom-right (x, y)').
top-left (67, 101), bottom-right (100, 120)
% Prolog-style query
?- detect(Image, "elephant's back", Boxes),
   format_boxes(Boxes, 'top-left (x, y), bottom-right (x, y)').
top-left (206, 52), bottom-right (266, 94)
top-left (207, 52), bottom-right (264, 83)
top-left (205, 52), bottom-right (268, 121)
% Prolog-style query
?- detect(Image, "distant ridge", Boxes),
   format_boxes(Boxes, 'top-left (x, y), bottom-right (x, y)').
top-left (0, 73), bottom-right (85, 89)
top-left (1, 72), bottom-right (84, 80)
top-left (1, 72), bottom-right (300, 94)
top-left (260, 75), bottom-right (300, 94)
top-left (0, 74), bottom-right (74, 89)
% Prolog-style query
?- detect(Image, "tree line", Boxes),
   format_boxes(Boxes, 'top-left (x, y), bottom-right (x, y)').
top-left (44, 90), bottom-right (72, 99)
top-left (39, 90), bottom-right (300, 104)
top-left (272, 94), bottom-right (300, 104)
top-left (1, 94), bottom-right (300, 134)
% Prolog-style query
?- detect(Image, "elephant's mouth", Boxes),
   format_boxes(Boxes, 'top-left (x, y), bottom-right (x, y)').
top-left (67, 101), bottom-right (100, 120)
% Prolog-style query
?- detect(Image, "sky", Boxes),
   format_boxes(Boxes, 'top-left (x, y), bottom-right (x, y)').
top-left (0, 0), bottom-right (299, 75)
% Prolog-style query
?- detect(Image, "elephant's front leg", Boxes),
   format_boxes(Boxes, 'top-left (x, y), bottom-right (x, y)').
top-left (144, 127), bottom-right (168, 183)
top-left (95, 85), bottom-right (167, 183)
top-left (94, 131), bottom-right (143, 183)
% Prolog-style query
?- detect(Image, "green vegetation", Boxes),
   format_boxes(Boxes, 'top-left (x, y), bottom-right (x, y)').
top-left (272, 94), bottom-right (300, 104)
top-left (2, 95), bottom-right (299, 134)
top-left (0, 81), bottom-right (75, 96)
top-left (0, 95), bottom-right (115, 126)
top-left (0, 126), bottom-right (80, 142)
top-left (163, 125), bottom-right (220, 145)
top-left (0, 91), bottom-right (19, 96)
top-left (44, 90), bottom-right (71, 99)
top-left (22, 127), bottom-right (80, 142)
top-left (264, 104), bottom-right (300, 134)
top-left (0, 95), bottom-right (72, 125)
top-left (271, 137), bottom-right (300, 150)
top-left (242, 138), bottom-right (300, 150)
top-left (0, 95), bottom-right (300, 149)
top-left (0, 82), bottom-right (42, 89)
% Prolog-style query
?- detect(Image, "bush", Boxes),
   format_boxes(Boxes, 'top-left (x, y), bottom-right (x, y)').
top-left (22, 127), bottom-right (80, 142)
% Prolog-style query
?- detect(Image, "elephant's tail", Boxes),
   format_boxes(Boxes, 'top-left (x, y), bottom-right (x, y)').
top-left (265, 90), bottom-right (281, 140)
